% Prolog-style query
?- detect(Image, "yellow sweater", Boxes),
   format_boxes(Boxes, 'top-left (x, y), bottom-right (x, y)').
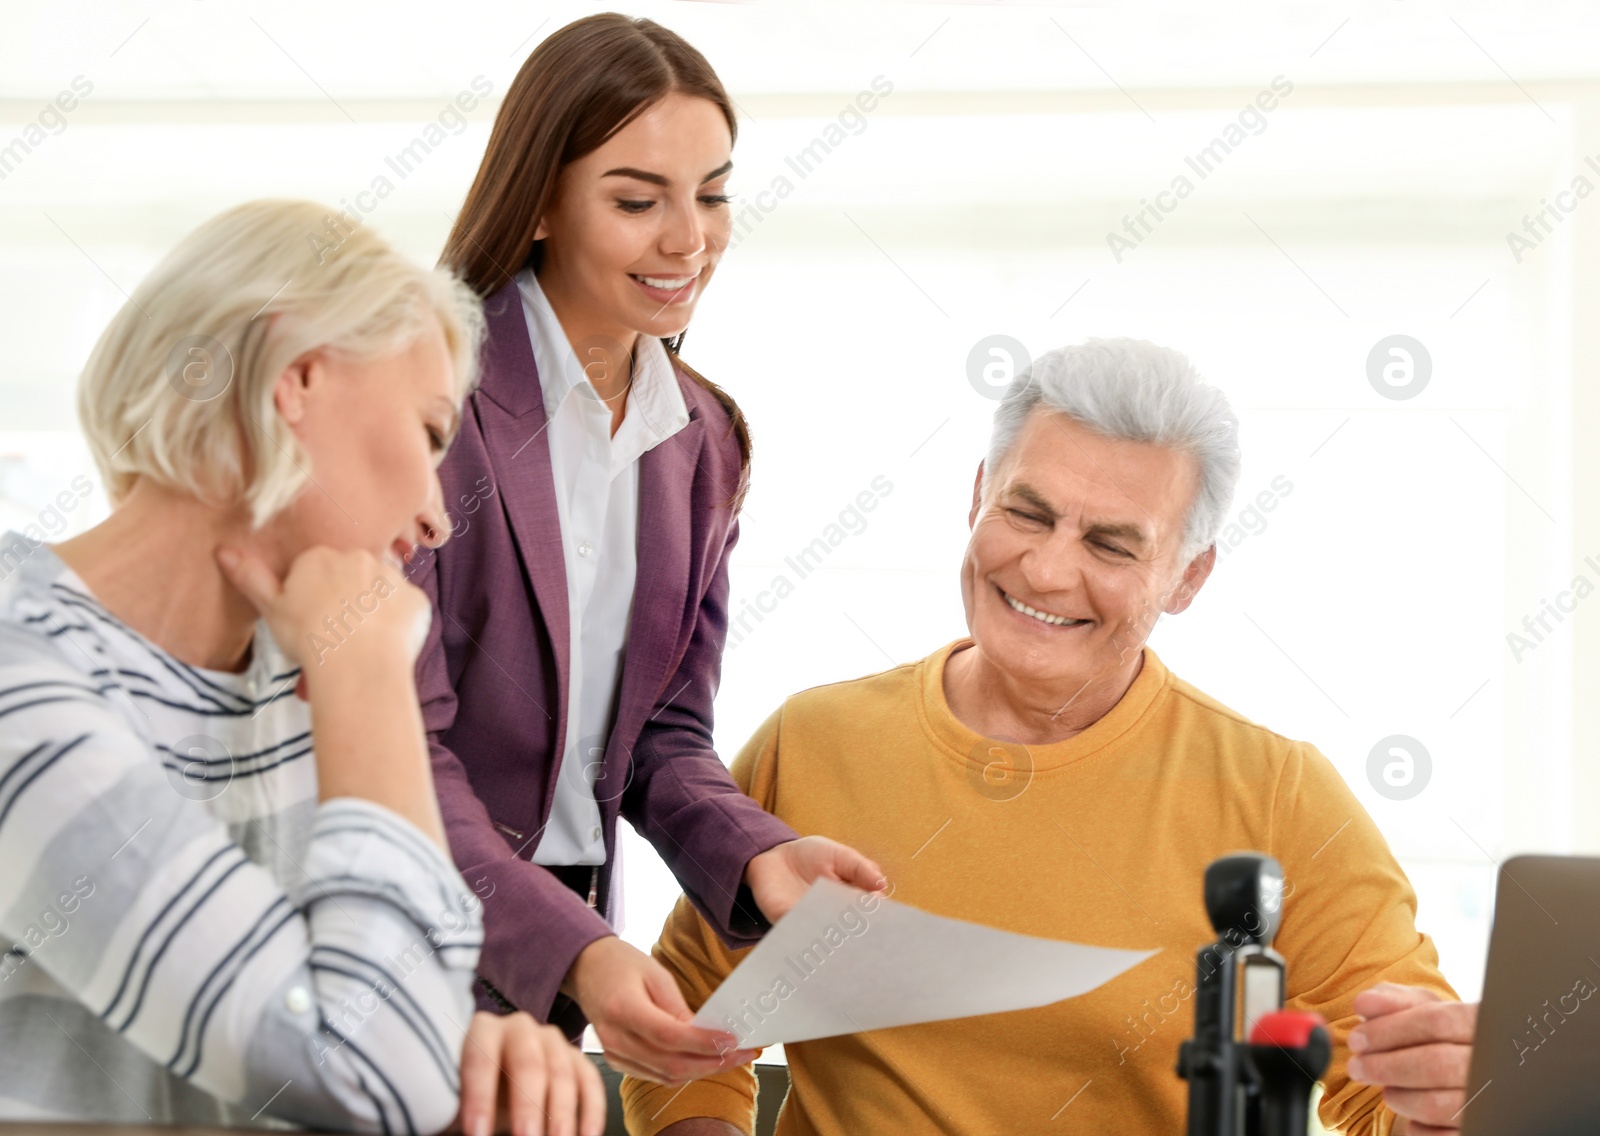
top-left (621, 642), bottom-right (1455, 1135)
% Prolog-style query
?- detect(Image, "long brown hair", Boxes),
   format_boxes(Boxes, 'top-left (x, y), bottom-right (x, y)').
top-left (442, 13), bottom-right (752, 496)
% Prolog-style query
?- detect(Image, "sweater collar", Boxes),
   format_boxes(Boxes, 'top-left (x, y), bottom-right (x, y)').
top-left (916, 638), bottom-right (1171, 775)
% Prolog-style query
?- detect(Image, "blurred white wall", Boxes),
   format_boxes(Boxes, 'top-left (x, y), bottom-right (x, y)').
top-left (6, 1), bottom-right (1600, 1031)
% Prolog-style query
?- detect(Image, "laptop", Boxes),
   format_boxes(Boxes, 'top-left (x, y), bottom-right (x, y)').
top-left (1460, 855), bottom-right (1600, 1135)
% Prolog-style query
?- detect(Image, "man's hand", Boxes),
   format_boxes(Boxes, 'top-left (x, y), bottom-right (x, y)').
top-left (743, 836), bottom-right (887, 923)
top-left (453, 1010), bottom-right (606, 1136)
top-left (564, 936), bottom-right (758, 1083)
top-left (1346, 983), bottom-right (1478, 1136)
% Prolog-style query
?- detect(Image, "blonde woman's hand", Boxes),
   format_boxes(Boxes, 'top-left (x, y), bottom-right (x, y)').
top-left (453, 1011), bottom-right (606, 1136)
top-left (216, 543), bottom-right (431, 691)
top-left (217, 540), bottom-right (447, 845)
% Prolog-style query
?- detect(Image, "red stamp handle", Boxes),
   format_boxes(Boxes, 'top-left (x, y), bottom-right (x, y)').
top-left (1250, 1010), bottom-right (1327, 1050)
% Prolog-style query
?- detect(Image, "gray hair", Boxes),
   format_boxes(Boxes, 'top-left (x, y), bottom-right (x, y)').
top-left (984, 338), bottom-right (1241, 562)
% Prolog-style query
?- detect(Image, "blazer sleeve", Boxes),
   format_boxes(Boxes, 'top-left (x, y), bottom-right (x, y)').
top-left (620, 710), bottom-right (789, 1135)
top-left (409, 430), bottom-right (614, 1025)
top-left (621, 512), bottom-right (799, 948)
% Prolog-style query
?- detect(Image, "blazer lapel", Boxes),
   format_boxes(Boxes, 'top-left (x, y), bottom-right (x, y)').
top-left (609, 409), bottom-right (705, 770)
top-left (475, 279), bottom-right (572, 788)
top-left (474, 283), bottom-right (710, 818)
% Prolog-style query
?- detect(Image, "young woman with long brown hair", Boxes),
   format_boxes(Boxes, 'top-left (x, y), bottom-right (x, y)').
top-left (412, 13), bottom-right (885, 1085)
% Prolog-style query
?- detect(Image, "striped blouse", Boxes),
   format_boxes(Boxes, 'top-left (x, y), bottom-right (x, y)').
top-left (0, 531), bottom-right (483, 1134)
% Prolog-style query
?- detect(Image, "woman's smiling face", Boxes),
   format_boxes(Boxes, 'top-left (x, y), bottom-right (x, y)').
top-left (533, 91), bottom-right (735, 342)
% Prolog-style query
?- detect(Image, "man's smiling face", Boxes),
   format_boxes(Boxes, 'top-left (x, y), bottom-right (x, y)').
top-left (960, 407), bottom-right (1209, 696)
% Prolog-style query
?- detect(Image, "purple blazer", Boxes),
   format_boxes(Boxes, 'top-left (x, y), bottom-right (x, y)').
top-left (410, 279), bottom-right (798, 1033)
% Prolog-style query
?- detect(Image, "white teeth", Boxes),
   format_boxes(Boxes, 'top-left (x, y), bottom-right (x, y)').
top-left (634, 274), bottom-right (694, 290)
top-left (1003, 591), bottom-right (1083, 627)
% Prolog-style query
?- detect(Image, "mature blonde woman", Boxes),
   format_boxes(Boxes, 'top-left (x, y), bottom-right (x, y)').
top-left (0, 200), bottom-right (602, 1136)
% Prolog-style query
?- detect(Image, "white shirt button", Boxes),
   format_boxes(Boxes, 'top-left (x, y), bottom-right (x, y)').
top-left (284, 986), bottom-right (312, 1014)
top-left (577, 540), bottom-right (594, 558)
top-left (591, 826), bottom-right (603, 842)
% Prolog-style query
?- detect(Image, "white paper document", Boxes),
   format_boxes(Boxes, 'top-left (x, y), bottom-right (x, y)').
top-left (692, 878), bottom-right (1157, 1047)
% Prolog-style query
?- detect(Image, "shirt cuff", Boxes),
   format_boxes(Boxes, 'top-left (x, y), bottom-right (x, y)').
top-left (293, 797), bottom-right (484, 960)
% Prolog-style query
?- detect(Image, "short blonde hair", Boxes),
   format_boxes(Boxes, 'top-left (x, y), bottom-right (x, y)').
top-left (78, 199), bottom-right (486, 527)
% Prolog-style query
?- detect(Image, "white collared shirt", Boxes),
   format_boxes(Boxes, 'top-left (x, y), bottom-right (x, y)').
top-left (516, 267), bottom-right (691, 865)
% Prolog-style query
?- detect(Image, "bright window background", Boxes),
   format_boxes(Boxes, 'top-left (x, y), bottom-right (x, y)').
top-left (5, 1), bottom-right (1599, 1071)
